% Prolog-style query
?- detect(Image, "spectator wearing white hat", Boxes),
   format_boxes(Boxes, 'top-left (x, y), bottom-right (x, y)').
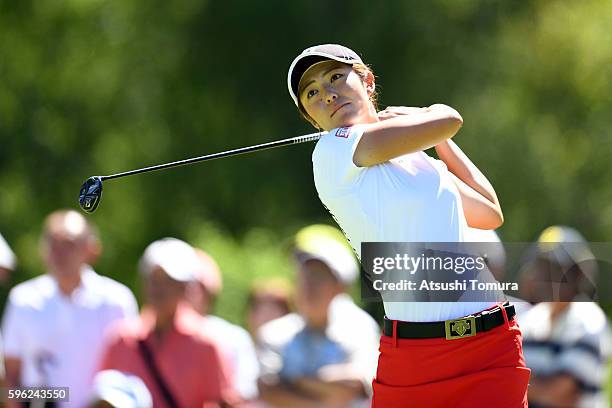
top-left (2, 210), bottom-right (138, 408)
top-left (257, 225), bottom-right (380, 408)
top-left (185, 248), bottom-right (260, 401)
top-left (99, 238), bottom-right (238, 408)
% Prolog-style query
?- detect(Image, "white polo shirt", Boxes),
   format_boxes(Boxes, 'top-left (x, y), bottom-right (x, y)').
top-left (2, 267), bottom-right (138, 408)
top-left (204, 315), bottom-right (260, 400)
top-left (312, 126), bottom-right (495, 322)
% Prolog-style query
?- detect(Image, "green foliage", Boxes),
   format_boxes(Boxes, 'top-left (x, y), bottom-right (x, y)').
top-left (1, 0), bottom-right (612, 336)
top-left (187, 221), bottom-right (294, 325)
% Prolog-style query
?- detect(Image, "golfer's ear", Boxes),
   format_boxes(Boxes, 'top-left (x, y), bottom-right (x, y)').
top-left (365, 71), bottom-right (376, 95)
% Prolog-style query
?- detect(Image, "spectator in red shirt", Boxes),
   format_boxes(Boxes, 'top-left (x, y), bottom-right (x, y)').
top-left (99, 238), bottom-right (238, 408)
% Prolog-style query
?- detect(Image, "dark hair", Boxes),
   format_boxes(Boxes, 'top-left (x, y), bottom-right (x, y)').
top-left (298, 63), bottom-right (378, 129)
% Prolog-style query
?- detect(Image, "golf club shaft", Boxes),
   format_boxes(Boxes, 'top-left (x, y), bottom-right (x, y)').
top-left (101, 131), bottom-right (325, 181)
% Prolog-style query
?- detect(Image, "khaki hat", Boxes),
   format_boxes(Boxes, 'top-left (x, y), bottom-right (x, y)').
top-left (293, 224), bottom-right (358, 285)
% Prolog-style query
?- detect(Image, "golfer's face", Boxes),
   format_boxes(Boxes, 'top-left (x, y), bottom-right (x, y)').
top-left (299, 61), bottom-right (372, 131)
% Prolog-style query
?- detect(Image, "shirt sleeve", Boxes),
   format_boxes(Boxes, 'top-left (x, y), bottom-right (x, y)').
top-left (108, 283), bottom-right (139, 321)
top-left (120, 289), bottom-right (139, 319)
top-left (256, 332), bottom-right (284, 379)
top-left (312, 126), bottom-right (366, 198)
top-left (233, 330), bottom-right (260, 399)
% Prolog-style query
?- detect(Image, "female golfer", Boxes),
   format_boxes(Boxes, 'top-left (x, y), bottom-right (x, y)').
top-left (287, 44), bottom-right (530, 407)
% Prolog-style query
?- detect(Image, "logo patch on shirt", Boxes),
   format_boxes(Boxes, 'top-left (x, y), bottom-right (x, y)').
top-left (335, 127), bottom-right (350, 138)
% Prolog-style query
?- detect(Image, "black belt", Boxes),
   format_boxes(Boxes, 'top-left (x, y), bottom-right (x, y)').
top-left (383, 303), bottom-right (516, 340)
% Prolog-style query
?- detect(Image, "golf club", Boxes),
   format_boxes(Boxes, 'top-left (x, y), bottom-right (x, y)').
top-left (78, 131), bottom-right (325, 213)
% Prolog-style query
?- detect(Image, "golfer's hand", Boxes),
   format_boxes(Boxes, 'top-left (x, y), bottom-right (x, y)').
top-left (377, 106), bottom-right (427, 121)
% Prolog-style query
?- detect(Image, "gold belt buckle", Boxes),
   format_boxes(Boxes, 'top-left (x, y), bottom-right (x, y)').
top-left (445, 316), bottom-right (477, 340)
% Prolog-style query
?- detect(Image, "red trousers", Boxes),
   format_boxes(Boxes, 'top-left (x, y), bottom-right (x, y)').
top-left (372, 315), bottom-right (530, 408)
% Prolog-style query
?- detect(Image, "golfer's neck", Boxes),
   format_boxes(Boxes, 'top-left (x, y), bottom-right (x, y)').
top-left (367, 105), bottom-right (380, 123)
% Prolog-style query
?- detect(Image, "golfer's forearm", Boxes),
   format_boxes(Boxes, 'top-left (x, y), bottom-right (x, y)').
top-left (435, 140), bottom-right (499, 206)
top-left (355, 105), bottom-right (463, 167)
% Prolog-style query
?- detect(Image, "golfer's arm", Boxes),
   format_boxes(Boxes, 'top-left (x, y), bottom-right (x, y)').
top-left (435, 139), bottom-right (500, 205)
top-left (436, 140), bottom-right (503, 229)
top-left (353, 104), bottom-right (462, 167)
top-left (450, 174), bottom-right (504, 229)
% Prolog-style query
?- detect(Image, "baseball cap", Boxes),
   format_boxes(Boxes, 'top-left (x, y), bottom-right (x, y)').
top-left (139, 238), bottom-right (200, 283)
top-left (0, 233), bottom-right (16, 271)
top-left (91, 370), bottom-right (152, 408)
top-left (293, 224), bottom-right (358, 285)
top-left (287, 44), bottom-right (364, 107)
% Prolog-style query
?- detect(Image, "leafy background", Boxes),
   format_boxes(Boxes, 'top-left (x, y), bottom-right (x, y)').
top-left (1, 0), bottom-right (611, 388)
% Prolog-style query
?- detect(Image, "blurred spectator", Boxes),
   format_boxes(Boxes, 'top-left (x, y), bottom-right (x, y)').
top-left (89, 370), bottom-right (152, 408)
top-left (185, 248), bottom-right (260, 401)
top-left (99, 238), bottom-right (238, 407)
top-left (0, 231), bottom-right (17, 283)
top-left (246, 278), bottom-right (292, 341)
top-left (464, 227), bottom-right (532, 320)
top-left (1, 209), bottom-right (138, 408)
top-left (520, 226), bottom-right (611, 408)
top-left (257, 225), bottom-right (379, 408)
top-left (519, 226), bottom-right (599, 304)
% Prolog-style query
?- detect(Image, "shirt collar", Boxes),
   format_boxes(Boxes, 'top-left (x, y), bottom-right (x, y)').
top-left (50, 265), bottom-right (97, 301)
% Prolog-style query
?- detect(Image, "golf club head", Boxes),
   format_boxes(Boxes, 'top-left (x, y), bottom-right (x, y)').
top-left (79, 176), bottom-right (103, 213)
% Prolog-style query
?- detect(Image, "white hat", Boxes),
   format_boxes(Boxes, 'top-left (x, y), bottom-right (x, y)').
top-left (0, 233), bottom-right (16, 271)
top-left (139, 238), bottom-right (200, 282)
top-left (294, 225), bottom-right (358, 285)
top-left (91, 370), bottom-right (152, 408)
top-left (287, 44), bottom-right (364, 107)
